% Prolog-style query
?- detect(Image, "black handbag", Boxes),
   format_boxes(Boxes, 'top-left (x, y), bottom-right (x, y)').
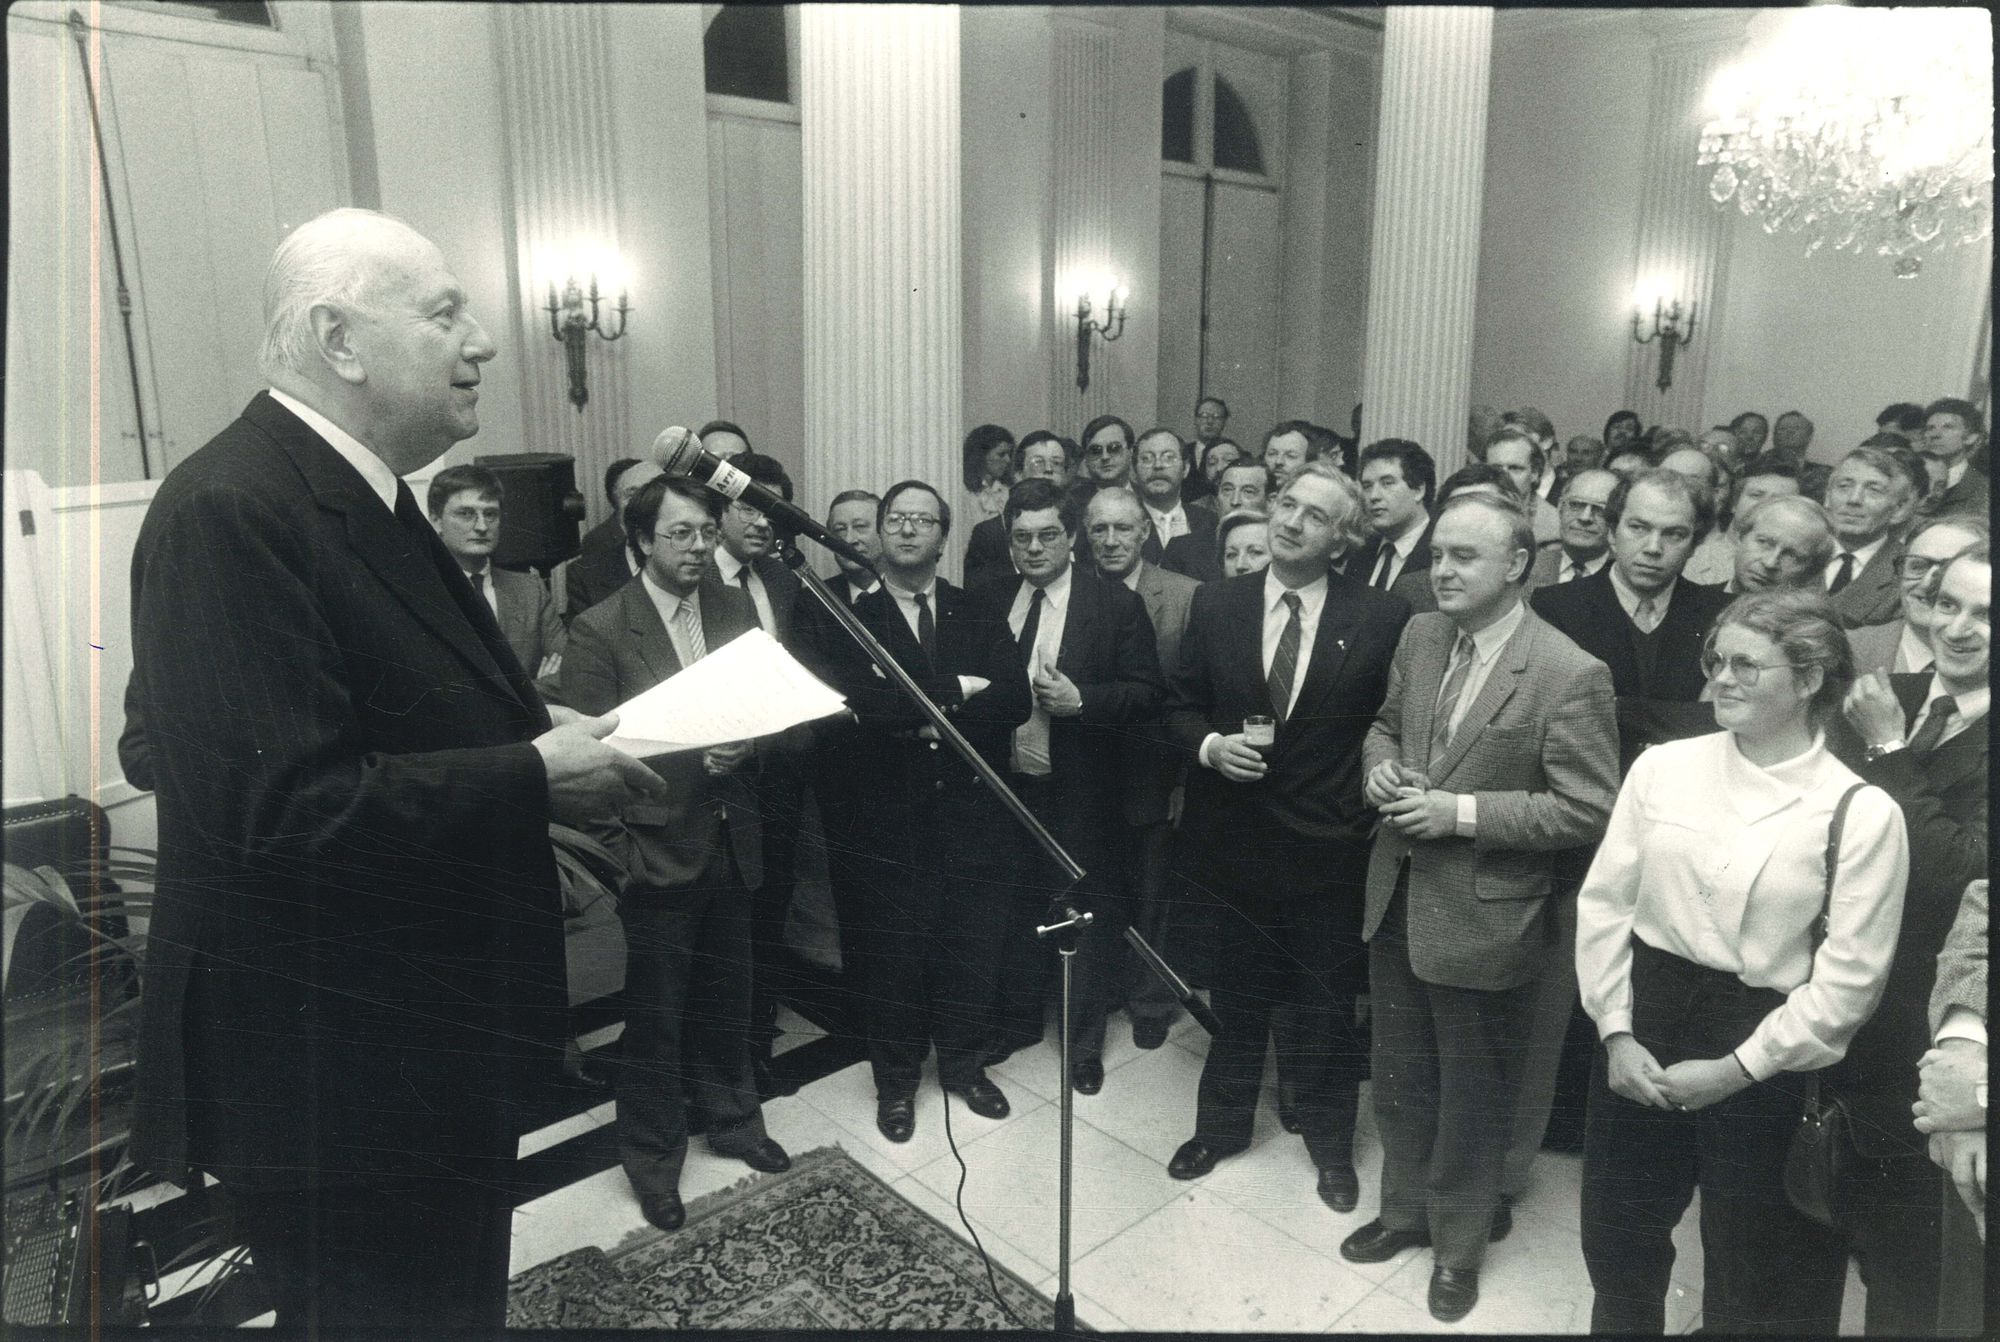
top-left (1782, 782), bottom-right (1869, 1229)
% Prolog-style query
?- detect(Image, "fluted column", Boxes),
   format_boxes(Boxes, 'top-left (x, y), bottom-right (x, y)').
top-left (493, 4), bottom-right (631, 486)
top-left (1623, 25), bottom-right (1745, 428)
top-left (801, 5), bottom-right (964, 573)
top-left (1359, 6), bottom-right (1492, 478)
top-left (1049, 15), bottom-right (1120, 428)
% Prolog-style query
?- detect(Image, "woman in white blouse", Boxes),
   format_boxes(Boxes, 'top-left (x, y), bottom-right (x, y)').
top-left (962, 423), bottom-right (1016, 522)
top-left (1575, 590), bottom-right (1909, 1334)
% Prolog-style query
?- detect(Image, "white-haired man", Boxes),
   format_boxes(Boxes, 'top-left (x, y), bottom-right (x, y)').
top-left (127, 208), bottom-right (664, 1329)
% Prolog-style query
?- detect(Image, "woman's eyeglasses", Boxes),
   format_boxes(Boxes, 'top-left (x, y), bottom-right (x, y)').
top-left (1699, 649), bottom-right (1797, 687)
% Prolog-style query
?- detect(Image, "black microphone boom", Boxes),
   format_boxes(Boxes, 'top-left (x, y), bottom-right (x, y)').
top-left (650, 426), bottom-right (879, 575)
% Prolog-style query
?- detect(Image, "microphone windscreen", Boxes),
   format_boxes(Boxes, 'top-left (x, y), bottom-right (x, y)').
top-left (651, 425), bottom-right (699, 475)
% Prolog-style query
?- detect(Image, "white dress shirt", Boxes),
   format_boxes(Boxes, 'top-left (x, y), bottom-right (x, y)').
top-left (1893, 623), bottom-right (1934, 674)
top-left (714, 547), bottom-right (777, 632)
top-left (639, 570), bottom-right (704, 666)
top-left (1369, 513), bottom-right (1430, 589)
top-left (1824, 534), bottom-right (1887, 591)
top-left (1576, 731), bottom-right (1909, 1080)
top-left (1553, 550), bottom-right (1609, 584)
top-left (1199, 570), bottom-right (1328, 771)
top-left (1608, 564), bottom-right (1677, 630)
top-left (268, 387), bottom-right (397, 511)
top-left (461, 561), bottom-right (501, 620)
top-left (1006, 567), bottom-right (1072, 775)
top-left (884, 575), bottom-right (986, 701)
top-left (1145, 500), bottom-right (1191, 545)
top-left (1437, 598), bottom-right (1526, 836)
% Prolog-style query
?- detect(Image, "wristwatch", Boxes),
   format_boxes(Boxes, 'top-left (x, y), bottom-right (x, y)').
top-left (1864, 739), bottom-right (1906, 762)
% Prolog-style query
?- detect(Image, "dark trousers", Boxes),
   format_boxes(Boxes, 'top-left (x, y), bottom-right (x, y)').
top-left (1581, 938), bottom-right (1847, 1334)
top-left (1121, 818), bottom-right (1182, 1031)
top-left (1502, 893), bottom-right (1579, 1197)
top-left (1370, 889), bottom-right (1540, 1271)
top-left (1832, 1147), bottom-right (1949, 1334)
top-left (1192, 874), bottom-right (1368, 1170)
top-left (616, 856), bottom-right (766, 1201)
top-left (231, 1175), bottom-right (512, 1331)
top-left (1936, 1182), bottom-right (1985, 1335)
top-left (748, 754), bottom-right (808, 1054)
top-left (833, 813), bottom-right (1008, 1098)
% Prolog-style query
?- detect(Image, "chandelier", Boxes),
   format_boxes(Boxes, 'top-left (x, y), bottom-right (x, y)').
top-left (1697, 7), bottom-right (1993, 268)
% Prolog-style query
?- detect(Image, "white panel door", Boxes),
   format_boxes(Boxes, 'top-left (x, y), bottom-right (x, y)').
top-left (1204, 180), bottom-right (1283, 446)
top-left (1156, 172), bottom-right (1205, 432)
top-left (707, 114), bottom-right (806, 483)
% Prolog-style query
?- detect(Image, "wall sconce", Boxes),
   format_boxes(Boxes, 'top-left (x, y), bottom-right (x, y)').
top-left (1629, 280), bottom-right (1697, 392)
top-left (1074, 278), bottom-right (1129, 393)
top-left (544, 273), bottom-right (630, 411)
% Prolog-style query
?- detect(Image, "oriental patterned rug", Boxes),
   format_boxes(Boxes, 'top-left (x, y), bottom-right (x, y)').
top-left (506, 1145), bottom-right (1057, 1330)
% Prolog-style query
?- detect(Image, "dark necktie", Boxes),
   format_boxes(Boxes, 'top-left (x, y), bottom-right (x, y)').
top-left (470, 571), bottom-right (487, 601)
top-left (1907, 695), bottom-right (1959, 755)
top-left (1371, 546), bottom-right (1395, 590)
top-left (1267, 591), bottom-right (1303, 724)
top-left (737, 566), bottom-right (763, 628)
top-left (1019, 587), bottom-right (1046, 662)
top-left (392, 479), bottom-right (434, 542)
top-left (1429, 632), bottom-right (1476, 769)
top-left (913, 590), bottom-right (937, 666)
top-left (1828, 552), bottom-right (1856, 595)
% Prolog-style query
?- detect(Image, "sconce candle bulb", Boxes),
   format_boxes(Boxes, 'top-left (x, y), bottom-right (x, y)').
top-left (1629, 283), bottom-right (1697, 393)
top-left (544, 268), bottom-right (631, 411)
top-left (1074, 278), bottom-right (1129, 393)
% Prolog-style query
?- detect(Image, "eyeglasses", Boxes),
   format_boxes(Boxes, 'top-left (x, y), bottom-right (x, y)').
top-left (654, 524), bottom-right (720, 549)
top-left (444, 506), bottom-right (502, 525)
top-left (1699, 649), bottom-right (1797, 687)
top-left (1898, 553), bottom-right (1952, 580)
top-left (883, 512), bottom-right (941, 533)
top-left (1010, 527), bottom-right (1067, 549)
top-left (1560, 499), bottom-right (1608, 518)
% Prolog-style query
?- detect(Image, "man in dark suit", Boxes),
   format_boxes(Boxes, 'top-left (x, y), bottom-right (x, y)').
top-left (1348, 439), bottom-right (1436, 592)
top-left (1084, 486), bottom-right (1200, 1051)
top-left (1532, 469), bottom-right (1730, 774)
top-left (127, 209), bottom-right (664, 1329)
top-left (1916, 398), bottom-right (1989, 520)
top-left (1135, 426), bottom-right (1218, 574)
top-left (560, 475), bottom-right (793, 1232)
top-left (790, 480), bottom-right (1033, 1141)
top-left (1824, 444), bottom-right (1920, 628)
top-left (1341, 494), bottom-right (1619, 1323)
top-left (1821, 543), bottom-right (1989, 1332)
top-left (1162, 461), bottom-right (1410, 1213)
top-left (824, 488), bottom-right (883, 604)
top-left (705, 450), bottom-right (810, 1077)
top-left (564, 455), bottom-right (661, 621)
top-left (973, 478), bottom-right (1164, 1089)
top-left (426, 464), bottom-right (566, 687)
top-left (966, 430), bottom-right (1072, 585)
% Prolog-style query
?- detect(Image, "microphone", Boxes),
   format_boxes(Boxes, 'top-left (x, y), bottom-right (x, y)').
top-left (650, 426), bottom-right (878, 575)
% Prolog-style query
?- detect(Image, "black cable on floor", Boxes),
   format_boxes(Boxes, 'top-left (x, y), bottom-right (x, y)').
top-left (938, 1086), bottom-right (1031, 1330)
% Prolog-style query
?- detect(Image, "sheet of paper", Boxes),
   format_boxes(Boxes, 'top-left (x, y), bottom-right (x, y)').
top-left (604, 627), bottom-right (848, 757)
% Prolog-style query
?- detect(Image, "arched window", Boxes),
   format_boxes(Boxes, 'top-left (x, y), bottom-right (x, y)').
top-left (1212, 75), bottom-right (1264, 176)
top-left (704, 4), bottom-right (789, 104)
top-left (1161, 66), bottom-right (1196, 165)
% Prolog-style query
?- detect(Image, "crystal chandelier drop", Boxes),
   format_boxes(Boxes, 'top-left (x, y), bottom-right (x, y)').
top-left (1697, 7), bottom-right (1993, 265)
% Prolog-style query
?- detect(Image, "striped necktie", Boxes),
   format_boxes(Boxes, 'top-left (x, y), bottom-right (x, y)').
top-left (1267, 592), bottom-right (1303, 724)
top-left (677, 599), bottom-right (707, 664)
top-left (1428, 632), bottom-right (1475, 769)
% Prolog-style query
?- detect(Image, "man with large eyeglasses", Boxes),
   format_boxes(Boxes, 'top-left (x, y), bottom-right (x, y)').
top-left (1846, 515), bottom-right (1989, 678)
top-left (1532, 468), bottom-right (1616, 587)
top-left (559, 474), bottom-right (792, 1235)
top-left (790, 479), bottom-right (1033, 1144)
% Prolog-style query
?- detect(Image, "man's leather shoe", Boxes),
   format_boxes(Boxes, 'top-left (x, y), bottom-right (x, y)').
top-left (1339, 1219), bottom-right (1430, 1264)
top-left (946, 1076), bottom-right (1010, 1120)
top-left (639, 1192), bottom-right (685, 1233)
top-left (1166, 1138), bottom-right (1240, 1181)
top-left (1489, 1197), bottom-right (1513, 1242)
top-left (876, 1096), bottom-right (916, 1143)
top-left (1071, 1059), bottom-right (1104, 1095)
top-left (1131, 1017), bottom-right (1169, 1050)
top-left (1428, 1266), bottom-right (1480, 1323)
top-left (713, 1135), bottom-right (791, 1174)
top-left (1316, 1163), bottom-right (1359, 1213)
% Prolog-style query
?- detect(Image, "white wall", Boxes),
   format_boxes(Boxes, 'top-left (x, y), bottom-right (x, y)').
top-left (1315, 45), bottom-right (1379, 430)
top-left (1471, 18), bottom-right (1652, 444)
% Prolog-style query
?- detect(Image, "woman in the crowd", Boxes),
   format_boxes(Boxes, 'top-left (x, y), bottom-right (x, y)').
top-left (1215, 508), bottom-right (1270, 578)
top-left (961, 423), bottom-right (1016, 521)
top-left (1184, 437), bottom-right (1241, 508)
top-left (1575, 590), bottom-right (1909, 1334)
top-left (1848, 514), bottom-right (1988, 677)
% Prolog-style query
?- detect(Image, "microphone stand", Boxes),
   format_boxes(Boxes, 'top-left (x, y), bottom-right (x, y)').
top-left (773, 533), bottom-right (1216, 1334)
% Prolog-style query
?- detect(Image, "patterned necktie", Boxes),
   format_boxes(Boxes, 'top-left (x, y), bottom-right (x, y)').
top-left (676, 598), bottom-right (707, 664)
top-left (1019, 587), bottom-right (1046, 663)
top-left (1827, 553), bottom-right (1856, 596)
top-left (736, 566), bottom-right (763, 628)
top-left (913, 590), bottom-right (937, 666)
top-left (1632, 595), bottom-right (1662, 634)
top-left (1371, 546), bottom-right (1395, 590)
top-left (1267, 591), bottom-right (1303, 724)
top-left (1428, 631), bottom-right (1476, 768)
top-left (1907, 694), bottom-right (1959, 755)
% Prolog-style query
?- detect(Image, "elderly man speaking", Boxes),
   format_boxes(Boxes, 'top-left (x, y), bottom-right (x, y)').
top-left (127, 208), bottom-right (665, 1329)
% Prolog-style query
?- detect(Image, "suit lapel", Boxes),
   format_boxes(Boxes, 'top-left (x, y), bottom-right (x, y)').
top-left (1429, 608), bottom-right (1535, 784)
top-left (1233, 577), bottom-right (1277, 717)
top-left (1288, 582), bottom-right (1361, 724)
top-left (1057, 570), bottom-right (1094, 676)
top-left (1405, 618), bottom-right (1453, 768)
top-left (624, 581), bottom-right (685, 685)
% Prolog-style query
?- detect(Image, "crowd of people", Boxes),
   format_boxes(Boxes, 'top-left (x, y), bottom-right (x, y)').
top-left (126, 209), bottom-right (1986, 1333)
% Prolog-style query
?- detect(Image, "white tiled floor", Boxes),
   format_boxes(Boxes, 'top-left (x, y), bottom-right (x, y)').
top-left (507, 1006), bottom-right (1867, 1332)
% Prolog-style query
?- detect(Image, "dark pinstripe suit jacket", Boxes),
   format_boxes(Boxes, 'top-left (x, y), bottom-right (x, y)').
top-left (129, 393), bottom-right (564, 1189)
